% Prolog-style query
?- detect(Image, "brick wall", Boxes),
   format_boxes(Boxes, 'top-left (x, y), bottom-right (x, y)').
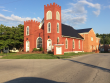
top-left (80, 29), bottom-right (100, 52)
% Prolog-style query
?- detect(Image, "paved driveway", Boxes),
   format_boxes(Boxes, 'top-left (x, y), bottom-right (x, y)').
top-left (0, 53), bottom-right (110, 83)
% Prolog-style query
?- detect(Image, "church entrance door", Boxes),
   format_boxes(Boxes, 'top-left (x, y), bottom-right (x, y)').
top-left (47, 39), bottom-right (52, 52)
top-left (26, 41), bottom-right (30, 52)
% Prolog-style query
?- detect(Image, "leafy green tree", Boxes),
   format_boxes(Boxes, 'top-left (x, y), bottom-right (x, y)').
top-left (0, 24), bottom-right (9, 53)
top-left (0, 24), bottom-right (24, 53)
top-left (8, 24), bottom-right (24, 51)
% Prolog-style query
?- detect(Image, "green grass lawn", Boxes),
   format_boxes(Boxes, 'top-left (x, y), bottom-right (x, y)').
top-left (0, 52), bottom-right (94, 59)
top-left (0, 53), bottom-right (17, 56)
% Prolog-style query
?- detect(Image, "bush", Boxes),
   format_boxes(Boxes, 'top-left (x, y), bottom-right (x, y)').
top-left (40, 47), bottom-right (43, 51)
top-left (33, 48), bottom-right (38, 51)
top-left (33, 48), bottom-right (43, 52)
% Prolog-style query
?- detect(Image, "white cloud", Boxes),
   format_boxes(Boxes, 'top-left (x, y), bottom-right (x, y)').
top-left (62, 0), bottom-right (101, 27)
top-left (79, 0), bottom-right (101, 9)
top-left (109, 5), bottom-right (110, 8)
top-left (78, 0), bottom-right (101, 16)
top-left (0, 13), bottom-right (42, 26)
top-left (0, 6), bottom-right (5, 8)
top-left (103, 5), bottom-right (110, 9)
top-left (93, 10), bottom-right (100, 16)
top-left (2, 9), bottom-right (12, 12)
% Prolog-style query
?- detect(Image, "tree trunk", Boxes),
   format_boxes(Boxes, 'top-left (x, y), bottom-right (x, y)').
top-left (1, 50), bottom-right (2, 53)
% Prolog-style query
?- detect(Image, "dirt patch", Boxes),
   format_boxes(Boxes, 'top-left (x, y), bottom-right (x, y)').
top-left (0, 56), bottom-right (3, 58)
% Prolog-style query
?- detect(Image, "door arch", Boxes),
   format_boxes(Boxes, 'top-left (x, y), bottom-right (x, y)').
top-left (26, 41), bottom-right (30, 52)
top-left (47, 39), bottom-right (52, 52)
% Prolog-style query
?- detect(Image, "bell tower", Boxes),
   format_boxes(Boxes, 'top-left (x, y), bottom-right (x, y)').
top-left (43, 2), bottom-right (62, 52)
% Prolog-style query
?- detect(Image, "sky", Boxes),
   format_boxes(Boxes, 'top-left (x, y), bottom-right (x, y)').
top-left (0, 0), bottom-right (110, 34)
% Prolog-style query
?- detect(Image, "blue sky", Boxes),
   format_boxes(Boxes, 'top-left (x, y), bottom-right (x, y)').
top-left (0, 0), bottom-right (110, 34)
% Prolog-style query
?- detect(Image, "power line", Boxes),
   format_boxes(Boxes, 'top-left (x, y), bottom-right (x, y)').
top-left (0, 0), bottom-right (22, 5)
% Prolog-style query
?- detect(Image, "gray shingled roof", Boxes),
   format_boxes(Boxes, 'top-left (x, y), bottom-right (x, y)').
top-left (62, 24), bottom-right (84, 39)
top-left (76, 28), bottom-right (92, 33)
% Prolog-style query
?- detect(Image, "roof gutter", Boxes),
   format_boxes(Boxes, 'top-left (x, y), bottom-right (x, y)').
top-left (78, 32), bottom-right (89, 34)
top-left (62, 35), bottom-right (84, 40)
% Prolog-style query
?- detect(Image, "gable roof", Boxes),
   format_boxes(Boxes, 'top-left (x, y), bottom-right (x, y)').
top-left (62, 24), bottom-right (84, 40)
top-left (76, 28), bottom-right (92, 33)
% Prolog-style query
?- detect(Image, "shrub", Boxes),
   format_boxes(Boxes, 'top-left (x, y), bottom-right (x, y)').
top-left (40, 47), bottom-right (43, 51)
top-left (33, 48), bottom-right (38, 51)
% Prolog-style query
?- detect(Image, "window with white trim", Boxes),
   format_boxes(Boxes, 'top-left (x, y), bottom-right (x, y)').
top-left (47, 22), bottom-right (51, 33)
top-left (56, 11), bottom-right (60, 20)
top-left (93, 46), bottom-right (95, 50)
top-left (79, 40), bottom-right (80, 49)
top-left (73, 39), bottom-right (75, 49)
top-left (91, 37), bottom-right (93, 41)
top-left (96, 45), bottom-right (98, 50)
top-left (57, 37), bottom-right (59, 44)
top-left (57, 23), bottom-right (59, 33)
top-left (65, 38), bottom-right (68, 49)
top-left (37, 37), bottom-right (42, 48)
top-left (26, 26), bottom-right (29, 35)
top-left (46, 11), bottom-right (52, 20)
top-left (96, 39), bottom-right (98, 43)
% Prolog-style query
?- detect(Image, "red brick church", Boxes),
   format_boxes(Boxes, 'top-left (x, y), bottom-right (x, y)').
top-left (24, 3), bottom-right (84, 54)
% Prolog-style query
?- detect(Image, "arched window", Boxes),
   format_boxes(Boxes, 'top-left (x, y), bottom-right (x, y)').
top-left (79, 40), bottom-right (80, 49)
top-left (57, 23), bottom-right (59, 33)
top-left (47, 22), bottom-right (51, 33)
top-left (26, 26), bottom-right (29, 35)
top-left (56, 11), bottom-right (60, 20)
top-left (57, 37), bottom-right (59, 44)
top-left (46, 11), bottom-right (52, 20)
top-left (65, 38), bottom-right (68, 49)
top-left (73, 39), bottom-right (75, 49)
top-left (37, 37), bottom-right (42, 48)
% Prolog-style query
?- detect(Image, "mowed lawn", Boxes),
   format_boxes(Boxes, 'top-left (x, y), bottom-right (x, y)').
top-left (0, 52), bottom-right (94, 59)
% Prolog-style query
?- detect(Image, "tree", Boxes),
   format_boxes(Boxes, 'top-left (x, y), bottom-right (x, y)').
top-left (0, 24), bottom-right (24, 53)
top-left (96, 33), bottom-right (99, 37)
top-left (0, 24), bottom-right (9, 53)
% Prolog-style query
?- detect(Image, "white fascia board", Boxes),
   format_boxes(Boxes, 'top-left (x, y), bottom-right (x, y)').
top-left (78, 32), bottom-right (89, 34)
top-left (62, 35), bottom-right (84, 40)
top-left (39, 19), bottom-right (44, 29)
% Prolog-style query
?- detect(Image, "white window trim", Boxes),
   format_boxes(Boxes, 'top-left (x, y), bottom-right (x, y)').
top-left (56, 11), bottom-right (60, 20)
top-left (96, 39), bottom-right (98, 43)
top-left (36, 37), bottom-right (43, 49)
top-left (79, 40), bottom-right (80, 49)
top-left (26, 26), bottom-right (29, 36)
top-left (47, 22), bottom-right (51, 33)
top-left (96, 45), bottom-right (98, 50)
top-left (91, 37), bottom-right (93, 41)
top-left (26, 40), bottom-right (30, 52)
top-left (47, 39), bottom-right (52, 51)
top-left (65, 38), bottom-right (68, 49)
top-left (73, 39), bottom-right (75, 49)
top-left (57, 23), bottom-right (59, 33)
top-left (46, 11), bottom-right (52, 20)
